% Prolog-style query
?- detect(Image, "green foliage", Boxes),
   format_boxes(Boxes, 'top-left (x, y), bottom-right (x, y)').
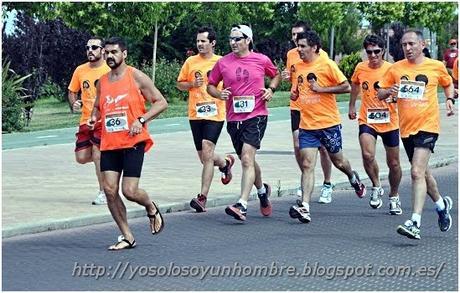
top-left (2, 60), bottom-right (32, 132)
top-left (274, 60), bottom-right (291, 92)
top-left (38, 77), bottom-right (65, 101)
top-left (338, 51), bottom-right (362, 81)
top-left (140, 58), bottom-right (188, 103)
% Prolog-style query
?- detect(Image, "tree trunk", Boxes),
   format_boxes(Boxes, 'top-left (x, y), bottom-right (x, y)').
top-left (152, 19), bottom-right (158, 84)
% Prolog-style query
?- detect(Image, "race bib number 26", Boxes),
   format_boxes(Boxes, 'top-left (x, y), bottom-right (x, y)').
top-left (398, 80), bottom-right (425, 100)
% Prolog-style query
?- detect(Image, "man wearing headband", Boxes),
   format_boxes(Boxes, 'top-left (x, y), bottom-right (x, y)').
top-left (207, 24), bottom-right (281, 221)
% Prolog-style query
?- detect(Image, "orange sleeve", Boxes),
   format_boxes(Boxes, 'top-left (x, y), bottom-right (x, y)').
top-left (328, 60), bottom-right (347, 84)
top-left (379, 66), bottom-right (396, 88)
top-left (438, 62), bottom-right (453, 87)
top-left (68, 67), bottom-right (81, 92)
top-left (350, 63), bottom-right (362, 84)
top-left (453, 58), bottom-right (458, 81)
top-left (177, 58), bottom-right (190, 82)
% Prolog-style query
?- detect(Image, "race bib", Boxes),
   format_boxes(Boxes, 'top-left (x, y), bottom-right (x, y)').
top-left (105, 112), bottom-right (129, 132)
top-left (398, 80), bottom-right (425, 100)
top-left (196, 101), bottom-right (218, 118)
top-left (233, 96), bottom-right (255, 113)
top-left (367, 108), bottom-right (390, 124)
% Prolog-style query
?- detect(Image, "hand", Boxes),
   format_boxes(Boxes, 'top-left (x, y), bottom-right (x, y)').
top-left (72, 100), bottom-right (82, 113)
top-left (389, 84), bottom-right (399, 97)
top-left (219, 87), bottom-right (232, 100)
top-left (348, 105), bottom-right (357, 120)
top-left (129, 119), bottom-right (143, 137)
top-left (193, 76), bottom-right (204, 88)
top-left (446, 99), bottom-right (455, 117)
top-left (260, 87), bottom-right (274, 102)
top-left (290, 89), bottom-right (299, 101)
top-left (281, 69), bottom-right (291, 81)
top-left (308, 80), bottom-right (322, 93)
top-left (87, 118), bottom-right (96, 130)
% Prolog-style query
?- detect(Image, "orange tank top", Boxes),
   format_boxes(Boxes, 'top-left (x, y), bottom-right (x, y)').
top-left (99, 66), bottom-right (154, 152)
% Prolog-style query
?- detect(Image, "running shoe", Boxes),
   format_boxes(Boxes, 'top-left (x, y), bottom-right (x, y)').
top-left (190, 194), bottom-right (207, 213)
top-left (369, 187), bottom-right (384, 209)
top-left (92, 191), bottom-right (107, 205)
top-left (220, 155), bottom-right (235, 185)
top-left (397, 220), bottom-right (421, 240)
top-left (350, 171), bottom-right (366, 198)
top-left (437, 196), bottom-right (453, 232)
top-left (289, 202), bottom-right (311, 223)
top-left (389, 196), bottom-right (402, 215)
top-left (318, 183), bottom-right (333, 204)
top-left (225, 202), bottom-right (247, 221)
top-left (258, 183), bottom-right (272, 216)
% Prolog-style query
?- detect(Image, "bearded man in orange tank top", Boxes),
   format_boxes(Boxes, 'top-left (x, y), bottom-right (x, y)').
top-left (89, 37), bottom-right (168, 250)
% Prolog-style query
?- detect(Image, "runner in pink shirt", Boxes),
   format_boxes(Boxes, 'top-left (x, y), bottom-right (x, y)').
top-left (208, 24), bottom-right (281, 222)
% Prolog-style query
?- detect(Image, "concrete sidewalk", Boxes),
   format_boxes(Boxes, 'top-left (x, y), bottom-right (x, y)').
top-left (2, 107), bottom-right (458, 238)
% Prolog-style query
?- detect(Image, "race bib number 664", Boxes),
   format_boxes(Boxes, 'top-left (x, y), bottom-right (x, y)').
top-left (398, 80), bottom-right (425, 100)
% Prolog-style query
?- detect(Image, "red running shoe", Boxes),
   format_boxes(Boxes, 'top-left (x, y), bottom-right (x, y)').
top-left (220, 155), bottom-right (235, 185)
top-left (190, 194), bottom-right (207, 213)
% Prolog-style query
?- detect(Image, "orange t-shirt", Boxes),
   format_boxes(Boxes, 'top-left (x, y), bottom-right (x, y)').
top-left (99, 66), bottom-right (154, 152)
top-left (177, 54), bottom-right (225, 121)
top-left (287, 48), bottom-right (329, 110)
top-left (453, 57), bottom-right (458, 81)
top-left (380, 58), bottom-right (452, 137)
top-left (68, 62), bottom-right (111, 125)
top-left (292, 56), bottom-right (347, 130)
top-left (351, 61), bottom-right (398, 132)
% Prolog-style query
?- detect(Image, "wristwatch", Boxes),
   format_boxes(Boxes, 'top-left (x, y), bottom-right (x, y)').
top-left (138, 116), bottom-right (146, 125)
top-left (269, 86), bottom-right (276, 93)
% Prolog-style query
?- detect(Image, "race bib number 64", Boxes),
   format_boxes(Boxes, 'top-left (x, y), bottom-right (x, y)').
top-left (398, 80), bottom-right (425, 100)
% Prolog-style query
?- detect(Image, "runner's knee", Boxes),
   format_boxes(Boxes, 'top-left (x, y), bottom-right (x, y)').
top-left (121, 185), bottom-right (137, 201)
top-left (103, 183), bottom-right (119, 199)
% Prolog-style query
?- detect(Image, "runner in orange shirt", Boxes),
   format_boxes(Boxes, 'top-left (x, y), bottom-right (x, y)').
top-left (281, 21), bottom-right (335, 204)
top-left (288, 31), bottom-right (366, 224)
top-left (378, 29), bottom-right (455, 240)
top-left (349, 34), bottom-right (402, 214)
top-left (177, 26), bottom-right (234, 213)
top-left (68, 37), bottom-right (111, 205)
top-left (452, 57), bottom-right (458, 99)
top-left (89, 37), bottom-right (168, 250)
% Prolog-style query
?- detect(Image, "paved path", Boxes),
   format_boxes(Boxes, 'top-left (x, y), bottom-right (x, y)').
top-left (2, 163), bottom-right (457, 291)
top-left (2, 105), bottom-right (457, 238)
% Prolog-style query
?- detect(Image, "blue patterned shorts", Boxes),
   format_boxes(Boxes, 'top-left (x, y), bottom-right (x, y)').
top-left (299, 124), bottom-right (342, 153)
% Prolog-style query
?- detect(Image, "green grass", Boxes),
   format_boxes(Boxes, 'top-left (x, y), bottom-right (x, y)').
top-left (22, 91), bottom-right (351, 132)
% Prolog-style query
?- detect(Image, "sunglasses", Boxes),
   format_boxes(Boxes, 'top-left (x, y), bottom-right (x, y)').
top-left (450, 43), bottom-right (457, 46)
top-left (86, 45), bottom-right (102, 51)
top-left (229, 36), bottom-right (246, 42)
top-left (365, 49), bottom-right (382, 55)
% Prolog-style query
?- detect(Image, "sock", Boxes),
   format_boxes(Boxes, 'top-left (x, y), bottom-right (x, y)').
top-left (389, 195), bottom-right (399, 201)
top-left (302, 202), bottom-right (310, 211)
top-left (411, 213), bottom-right (421, 227)
top-left (237, 199), bottom-right (248, 209)
top-left (257, 186), bottom-right (266, 195)
top-left (435, 197), bottom-right (446, 211)
top-left (350, 173), bottom-right (357, 184)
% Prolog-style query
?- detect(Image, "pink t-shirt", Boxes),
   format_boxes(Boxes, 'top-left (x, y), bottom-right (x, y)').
top-left (208, 51), bottom-right (278, 122)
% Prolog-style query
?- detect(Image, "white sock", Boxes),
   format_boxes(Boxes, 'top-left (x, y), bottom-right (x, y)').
top-left (302, 202), bottom-right (310, 211)
top-left (257, 186), bottom-right (266, 195)
top-left (389, 195), bottom-right (399, 201)
top-left (435, 197), bottom-right (446, 211)
top-left (237, 199), bottom-right (248, 209)
top-left (350, 173), bottom-right (357, 184)
top-left (411, 213), bottom-right (421, 227)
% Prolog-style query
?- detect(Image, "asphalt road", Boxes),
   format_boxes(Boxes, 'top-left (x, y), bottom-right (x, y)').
top-left (2, 163), bottom-right (457, 291)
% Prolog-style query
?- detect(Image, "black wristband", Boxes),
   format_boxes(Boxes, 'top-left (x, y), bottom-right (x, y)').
top-left (446, 97), bottom-right (455, 104)
top-left (269, 86), bottom-right (276, 93)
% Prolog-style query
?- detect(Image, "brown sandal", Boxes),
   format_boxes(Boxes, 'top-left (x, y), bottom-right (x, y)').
top-left (148, 201), bottom-right (164, 235)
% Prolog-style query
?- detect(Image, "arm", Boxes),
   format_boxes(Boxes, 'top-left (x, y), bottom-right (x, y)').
top-left (310, 80), bottom-right (351, 94)
top-left (68, 91), bottom-right (81, 113)
top-left (88, 83), bottom-right (101, 130)
top-left (261, 71), bottom-right (282, 101)
top-left (377, 84), bottom-right (399, 100)
top-left (176, 77), bottom-right (203, 91)
top-left (444, 83), bottom-right (455, 116)
top-left (348, 82), bottom-right (360, 119)
top-left (134, 69), bottom-right (168, 122)
top-left (207, 84), bottom-right (231, 101)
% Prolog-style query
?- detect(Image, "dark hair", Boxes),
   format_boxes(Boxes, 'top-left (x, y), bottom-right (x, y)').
top-left (88, 36), bottom-right (104, 46)
top-left (105, 37), bottom-right (127, 51)
top-left (403, 29), bottom-right (424, 41)
top-left (296, 30), bottom-right (321, 53)
top-left (422, 47), bottom-right (431, 58)
top-left (197, 26), bottom-right (216, 43)
top-left (363, 34), bottom-right (385, 49)
top-left (292, 21), bottom-right (311, 32)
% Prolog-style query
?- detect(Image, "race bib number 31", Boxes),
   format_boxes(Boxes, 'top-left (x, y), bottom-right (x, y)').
top-left (196, 101), bottom-right (218, 118)
top-left (367, 108), bottom-right (390, 124)
top-left (233, 96), bottom-right (255, 113)
top-left (398, 80), bottom-right (425, 100)
top-left (105, 112), bottom-right (129, 132)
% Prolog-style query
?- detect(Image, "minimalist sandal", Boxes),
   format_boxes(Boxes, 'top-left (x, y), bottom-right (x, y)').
top-left (108, 235), bottom-right (136, 251)
top-left (148, 201), bottom-right (164, 235)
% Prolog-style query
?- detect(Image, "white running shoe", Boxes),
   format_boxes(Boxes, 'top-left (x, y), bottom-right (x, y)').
top-left (92, 191), bottom-right (107, 205)
top-left (318, 184), bottom-right (333, 204)
top-left (389, 196), bottom-right (402, 215)
top-left (369, 187), bottom-right (384, 209)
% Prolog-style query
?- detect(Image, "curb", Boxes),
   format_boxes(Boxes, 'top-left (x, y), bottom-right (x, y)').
top-left (2, 156), bottom-right (457, 239)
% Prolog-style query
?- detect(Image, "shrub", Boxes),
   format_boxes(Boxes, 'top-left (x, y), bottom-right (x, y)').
top-left (140, 58), bottom-right (188, 104)
top-left (38, 77), bottom-right (65, 102)
top-left (338, 51), bottom-right (362, 81)
top-left (2, 60), bottom-right (33, 132)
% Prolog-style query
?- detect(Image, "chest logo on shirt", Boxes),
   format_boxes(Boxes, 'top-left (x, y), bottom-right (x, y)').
top-left (83, 80), bottom-right (90, 89)
top-left (236, 67), bottom-right (250, 83)
top-left (415, 74), bottom-right (428, 85)
top-left (105, 94), bottom-right (128, 105)
top-left (307, 73), bottom-right (317, 82)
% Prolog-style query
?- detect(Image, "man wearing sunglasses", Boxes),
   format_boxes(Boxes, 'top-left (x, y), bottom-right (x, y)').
top-left (176, 26), bottom-right (234, 213)
top-left (443, 38), bottom-right (458, 74)
top-left (282, 21), bottom-right (335, 205)
top-left (288, 31), bottom-right (365, 224)
top-left (68, 37), bottom-right (111, 205)
top-left (378, 29), bottom-right (455, 240)
top-left (349, 35), bottom-right (402, 215)
top-left (207, 25), bottom-right (281, 221)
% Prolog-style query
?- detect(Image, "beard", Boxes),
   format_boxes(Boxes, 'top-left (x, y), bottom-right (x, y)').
top-left (88, 54), bottom-right (101, 63)
top-left (106, 58), bottom-right (122, 69)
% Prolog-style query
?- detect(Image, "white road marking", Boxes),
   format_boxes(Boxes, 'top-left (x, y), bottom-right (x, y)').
top-left (36, 135), bottom-right (58, 139)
